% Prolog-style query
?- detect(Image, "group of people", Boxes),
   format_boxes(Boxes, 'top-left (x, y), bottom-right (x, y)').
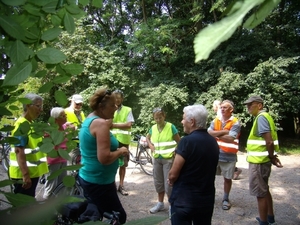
top-left (8, 89), bottom-right (283, 225)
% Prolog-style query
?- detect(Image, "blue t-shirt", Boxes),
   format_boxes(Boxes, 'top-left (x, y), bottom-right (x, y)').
top-left (79, 116), bottom-right (119, 185)
top-left (169, 129), bottom-right (219, 208)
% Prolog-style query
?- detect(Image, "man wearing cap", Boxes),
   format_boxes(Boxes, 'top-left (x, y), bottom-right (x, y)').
top-left (111, 90), bottom-right (134, 196)
top-left (65, 94), bottom-right (86, 128)
top-left (244, 95), bottom-right (283, 225)
top-left (208, 100), bottom-right (241, 211)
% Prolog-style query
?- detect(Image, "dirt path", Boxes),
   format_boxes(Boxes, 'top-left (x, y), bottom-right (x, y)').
top-left (115, 152), bottom-right (300, 225)
top-left (1, 152), bottom-right (300, 225)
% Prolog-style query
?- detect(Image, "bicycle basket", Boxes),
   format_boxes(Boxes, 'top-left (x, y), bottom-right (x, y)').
top-left (139, 136), bottom-right (148, 147)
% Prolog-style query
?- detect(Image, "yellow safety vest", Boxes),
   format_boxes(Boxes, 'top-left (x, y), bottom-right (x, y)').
top-left (9, 117), bottom-right (48, 179)
top-left (65, 107), bottom-right (85, 127)
top-left (247, 112), bottom-right (279, 164)
top-left (151, 122), bottom-right (177, 159)
top-left (111, 106), bottom-right (132, 145)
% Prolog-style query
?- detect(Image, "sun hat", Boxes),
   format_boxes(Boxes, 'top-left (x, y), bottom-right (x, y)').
top-left (71, 94), bottom-right (83, 104)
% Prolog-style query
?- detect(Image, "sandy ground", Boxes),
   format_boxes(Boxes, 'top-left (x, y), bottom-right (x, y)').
top-left (1, 152), bottom-right (300, 225)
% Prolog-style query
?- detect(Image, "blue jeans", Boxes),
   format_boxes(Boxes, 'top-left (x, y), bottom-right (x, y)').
top-left (78, 176), bottom-right (127, 224)
top-left (170, 203), bottom-right (214, 225)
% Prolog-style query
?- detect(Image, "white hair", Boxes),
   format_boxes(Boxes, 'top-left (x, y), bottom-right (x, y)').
top-left (183, 104), bottom-right (208, 128)
top-left (50, 107), bottom-right (65, 119)
top-left (23, 93), bottom-right (43, 111)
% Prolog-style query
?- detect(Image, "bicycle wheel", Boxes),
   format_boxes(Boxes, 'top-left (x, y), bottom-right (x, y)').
top-left (138, 146), bottom-right (153, 176)
top-left (51, 180), bottom-right (84, 198)
top-left (1, 144), bottom-right (10, 172)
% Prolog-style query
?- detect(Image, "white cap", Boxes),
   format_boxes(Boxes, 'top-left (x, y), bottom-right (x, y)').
top-left (71, 94), bottom-right (83, 103)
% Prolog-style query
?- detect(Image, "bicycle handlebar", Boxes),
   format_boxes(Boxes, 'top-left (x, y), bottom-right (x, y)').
top-left (103, 211), bottom-right (120, 224)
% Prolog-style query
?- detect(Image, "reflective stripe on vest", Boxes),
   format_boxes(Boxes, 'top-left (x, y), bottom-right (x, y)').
top-left (112, 106), bottom-right (132, 145)
top-left (151, 122), bottom-right (177, 159)
top-left (9, 117), bottom-right (49, 179)
top-left (246, 112), bottom-right (279, 164)
top-left (214, 117), bottom-right (239, 154)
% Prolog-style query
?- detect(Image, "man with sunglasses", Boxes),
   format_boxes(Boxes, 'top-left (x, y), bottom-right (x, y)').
top-left (65, 94), bottom-right (86, 128)
top-left (111, 90), bottom-right (134, 196)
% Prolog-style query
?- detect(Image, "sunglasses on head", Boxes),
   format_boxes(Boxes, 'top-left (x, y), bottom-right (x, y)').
top-left (98, 89), bottom-right (112, 104)
top-left (153, 108), bottom-right (162, 113)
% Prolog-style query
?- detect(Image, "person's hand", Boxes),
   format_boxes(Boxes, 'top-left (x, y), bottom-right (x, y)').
top-left (106, 119), bottom-right (113, 128)
top-left (119, 147), bottom-right (129, 156)
top-left (22, 176), bottom-right (32, 189)
top-left (270, 156), bottom-right (283, 168)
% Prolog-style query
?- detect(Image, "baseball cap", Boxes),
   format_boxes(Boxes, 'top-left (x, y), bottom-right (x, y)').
top-left (243, 95), bottom-right (263, 104)
top-left (71, 94), bottom-right (83, 104)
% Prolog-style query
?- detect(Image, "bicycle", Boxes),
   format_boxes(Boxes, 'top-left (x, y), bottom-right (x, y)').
top-left (0, 127), bottom-right (12, 172)
top-left (129, 134), bottom-right (153, 176)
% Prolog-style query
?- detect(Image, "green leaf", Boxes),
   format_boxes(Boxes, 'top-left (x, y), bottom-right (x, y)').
top-left (0, 125), bottom-right (14, 132)
top-left (41, 27), bottom-right (62, 41)
top-left (8, 104), bottom-right (20, 111)
top-left (56, 64), bottom-right (66, 76)
top-left (23, 3), bottom-right (42, 16)
top-left (37, 47), bottom-right (67, 64)
top-left (58, 148), bottom-right (71, 160)
top-left (65, 4), bottom-right (82, 15)
top-left (63, 175), bottom-right (75, 187)
top-left (39, 82), bottom-right (54, 93)
top-left (51, 14), bottom-right (62, 27)
top-left (0, 179), bottom-right (15, 188)
top-left (243, 0), bottom-right (281, 29)
top-left (2, 62), bottom-right (32, 86)
top-left (53, 75), bottom-right (71, 84)
top-left (51, 130), bottom-right (65, 145)
top-left (79, 0), bottom-right (89, 7)
top-left (1, 0), bottom-right (26, 6)
top-left (0, 15), bottom-right (25, 40)
top-left (54, 90), bottom-right (68, 107)
top-left (63, 12), bottom-right (75, 34)
top-left (92, 0), bottom-right (103, 8)
top-left (194, 0), bottom-right (263, 62)
top-left (10, 40), bottom-right (30, 65)
top-left (40, 142), bottom-right (55, 154)
top-left (33, 70), bottom-right (47, 78)
top-left (42, 0), bottom-right (58, 13)
top-left (63, 63), bottom-right (84, 75)
top-left (0, 106), bottom-right (13, 116)
top-left (4, 192), bottom-right (36, 207)
top-left (47, 168), bottom-right (64, 181)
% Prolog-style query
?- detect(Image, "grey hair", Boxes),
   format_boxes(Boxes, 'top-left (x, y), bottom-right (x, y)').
top-left (222, 99), bottom-right (235, 109)
top-left (23, 93), bottom-right (43, 111)
top-left (50, 107), bottom-right (65, 119)
top-left (183, 104), bottom-right (208, 128)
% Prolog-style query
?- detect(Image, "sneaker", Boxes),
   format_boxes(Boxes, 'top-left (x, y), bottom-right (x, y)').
top-left (256, 217), bottom-right (277, 225)
top-left (233, 168), bottom-right (242, 180)
top-left (118, 186), bottom-right (128, 196)
top-left (222, 200), bottom-right (231, 210)
top-left (150, 202), bottom-right (164, 214)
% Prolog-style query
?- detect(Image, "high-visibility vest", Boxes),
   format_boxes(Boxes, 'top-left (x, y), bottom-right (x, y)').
top-left (151, 122), bottom-right (177, 159)
top-left (65, 107), bottom-right (85, 127)
top-left (9, 117), bottom-right (48, 179)
top-left (247, 112), bottom-right (279, 164)
top-left (111, 106), bottom-right (132, 145)
top-left (213, 117), bottom-right (239, 154)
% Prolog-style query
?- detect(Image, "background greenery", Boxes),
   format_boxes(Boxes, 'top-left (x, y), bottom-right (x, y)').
top-left (0, 0), bottom-right (300, 223)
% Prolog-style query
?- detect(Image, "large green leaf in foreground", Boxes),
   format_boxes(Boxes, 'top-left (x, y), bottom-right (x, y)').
top-left (194, 0), bottom-right (266, 62)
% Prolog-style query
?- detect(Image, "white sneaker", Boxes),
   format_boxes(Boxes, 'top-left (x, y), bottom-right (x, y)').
top-left (150, 202), bottom-right (164, 214)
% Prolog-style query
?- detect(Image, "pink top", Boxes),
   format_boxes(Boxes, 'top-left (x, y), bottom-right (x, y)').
top-left (47, 123), bottom-right (68, 165)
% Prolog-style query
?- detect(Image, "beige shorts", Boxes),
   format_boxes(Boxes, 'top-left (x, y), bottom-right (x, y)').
top-left (249, 162), bottom-right (271, 197)
top-left (153, 157), bottom-right (173, 197)
top-left (216, 161), bottom-right (236, 179)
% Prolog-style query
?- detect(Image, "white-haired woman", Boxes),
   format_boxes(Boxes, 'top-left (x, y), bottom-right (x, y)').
top-left (43, 107), bottom-right (71, 199)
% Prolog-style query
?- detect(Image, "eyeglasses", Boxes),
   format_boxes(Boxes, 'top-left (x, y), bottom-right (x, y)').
top-left (153, 108), bottom-right (162, 113)
top-left (98, 89), bottom-right (112, 104)
top-left (31, 104), bottom-right (43, 109)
